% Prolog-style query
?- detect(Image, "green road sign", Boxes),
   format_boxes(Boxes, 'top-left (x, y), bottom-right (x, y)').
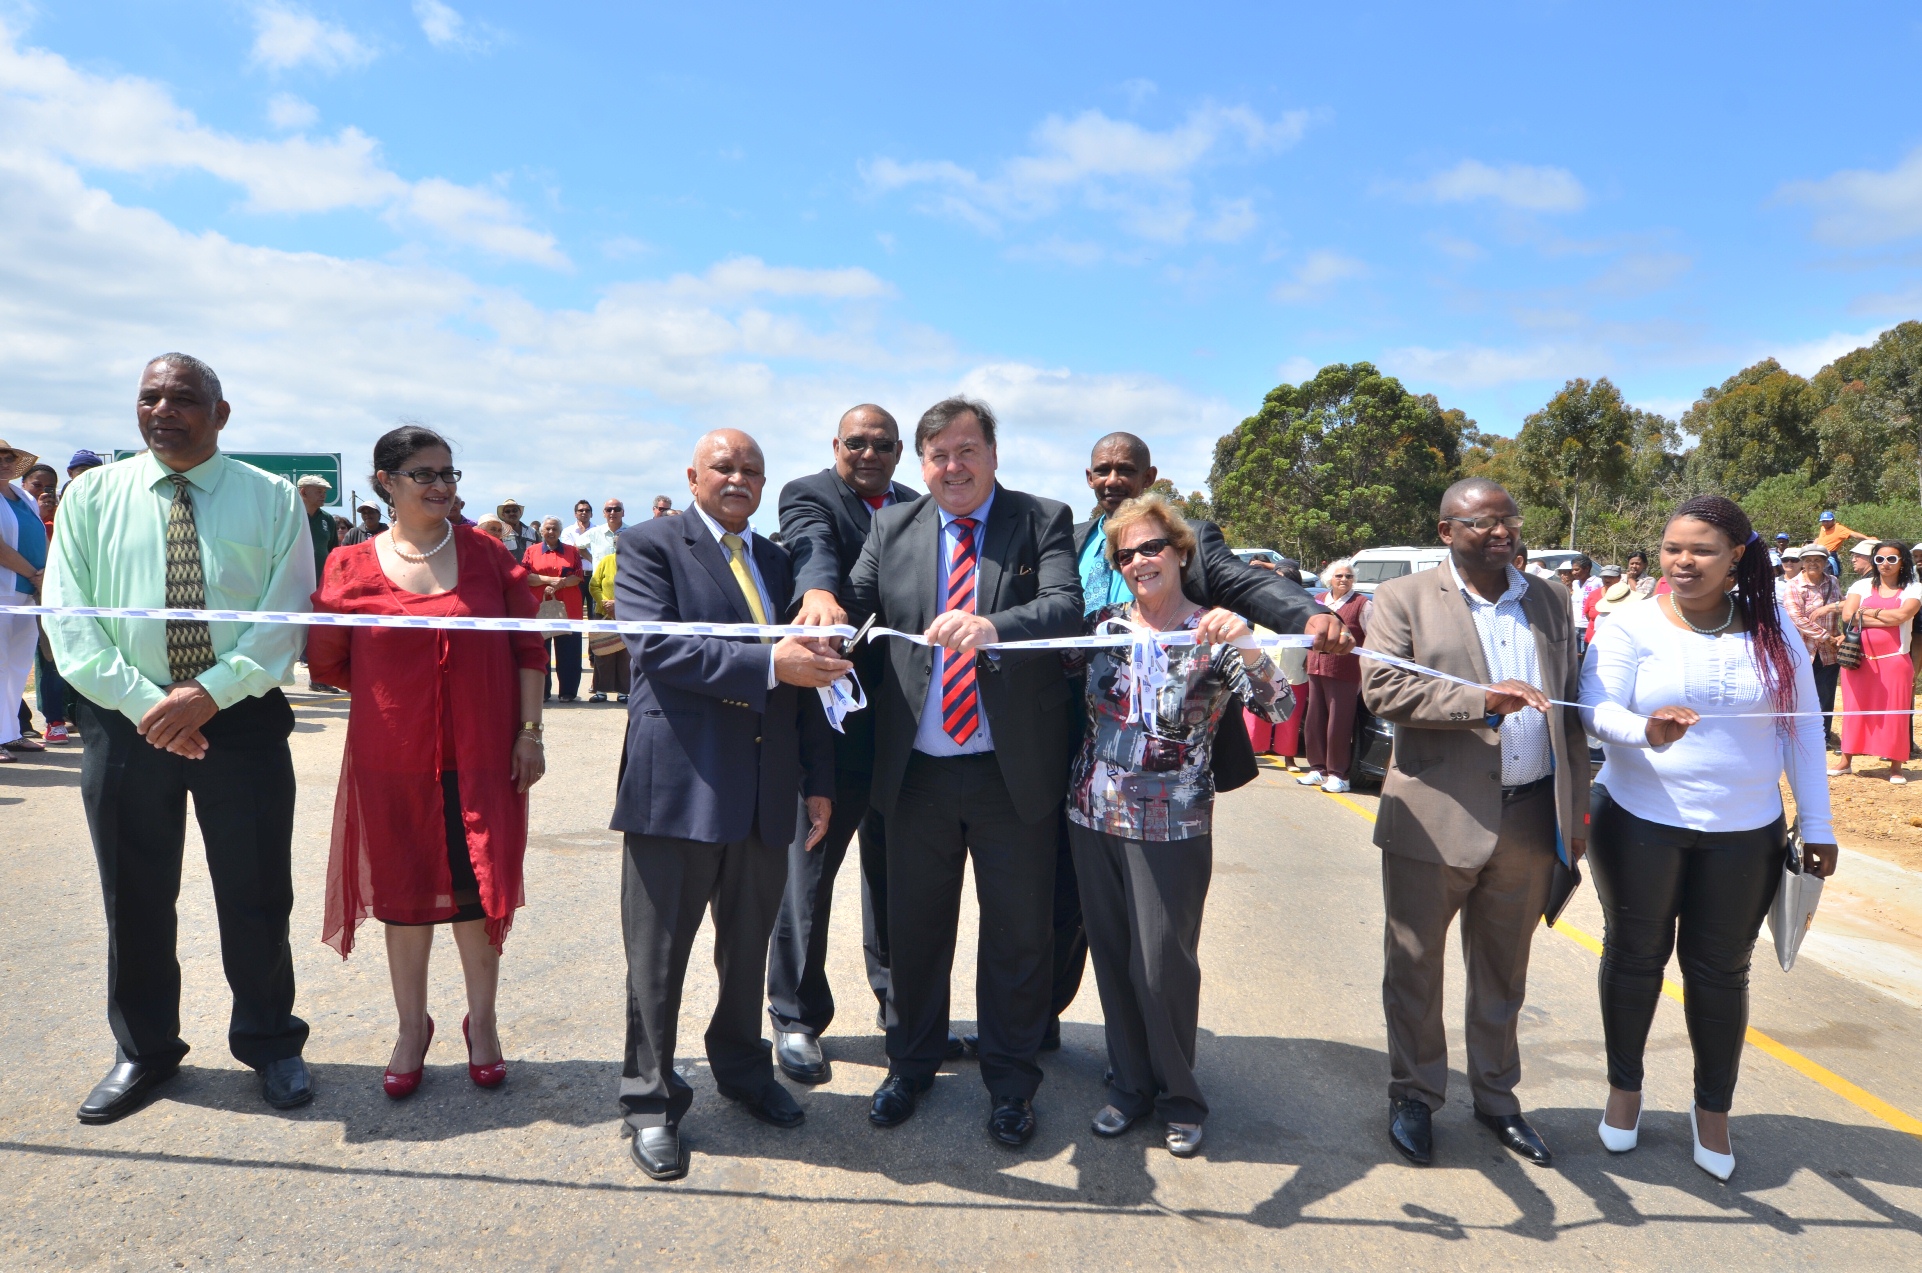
top-left (112, 450), bottom-right (347, 507)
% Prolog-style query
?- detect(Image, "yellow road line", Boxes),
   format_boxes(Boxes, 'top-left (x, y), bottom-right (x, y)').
top-left (1300, 783), bottom-right (1922, 1139)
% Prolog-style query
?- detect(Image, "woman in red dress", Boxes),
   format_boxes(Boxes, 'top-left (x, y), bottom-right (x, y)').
top-left (308, 426), bottom-right (548, 1098)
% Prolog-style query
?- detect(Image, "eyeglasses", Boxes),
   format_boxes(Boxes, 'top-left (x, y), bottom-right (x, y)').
top-left (389, 467), bottom-right (461, 486)
top-left (1443, 515), bottom-right (1524, 533)
top-left (1114, 537), bottom-right (1173, 567)
top-left (838, 437), bottom-right (900, 454)
top-left (1875, 554), bottom-right (1903, 564)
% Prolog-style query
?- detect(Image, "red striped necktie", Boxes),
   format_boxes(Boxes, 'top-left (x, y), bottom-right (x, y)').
top-left (941, 516), bottom-right (981, 745)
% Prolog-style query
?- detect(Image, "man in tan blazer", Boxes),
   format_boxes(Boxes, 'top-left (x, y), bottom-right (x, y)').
top-left (1361, 477), bottom-right (1588, 1169)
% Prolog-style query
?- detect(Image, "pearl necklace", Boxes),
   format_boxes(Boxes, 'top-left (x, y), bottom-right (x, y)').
top-left (1666, 591), bottom-right (1733, 636)
top-left (390, 521), bottom-right (453, 563)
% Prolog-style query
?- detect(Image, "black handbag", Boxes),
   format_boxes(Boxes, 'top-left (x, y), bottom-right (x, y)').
top-left (1836, 618), bottom-right (1864, 670)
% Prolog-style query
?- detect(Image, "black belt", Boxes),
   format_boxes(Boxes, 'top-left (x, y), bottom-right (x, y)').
top-left (1502, 775), bottom-right (1553, 802)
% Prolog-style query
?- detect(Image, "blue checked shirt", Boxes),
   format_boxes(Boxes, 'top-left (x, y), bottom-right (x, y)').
top-left (1448, 559), bottom-right (1554, 787)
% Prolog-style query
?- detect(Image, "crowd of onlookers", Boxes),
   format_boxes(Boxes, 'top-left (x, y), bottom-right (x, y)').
top-left (1238, 508), bottom-right (1922, 791)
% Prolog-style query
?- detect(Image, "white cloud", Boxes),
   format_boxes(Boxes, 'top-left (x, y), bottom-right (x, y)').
top-left (265, 92), bottom-right (317, 130)
top-left (1773, 327), bottom-right (1890, 378)
top-left (1276, 356), bottom-right (1318, 383)
top-left (413, 0), bottom-right (493, 51)
top-left (0, 27), bottom-right (562, 266)
top-left (863, 103), bottom-right (1307, 244)
top-left (1199, 197), bottom-right (1258, 243)
top-left (1779, 147), bottom-right (1922, 246)
top-left (1414, 160), bottom-right (1588, 213)
top-left (1272, 250), bottom-right (1367, 304)
top-left (1380, 343), bottom-right (1594, 390)
top-left (248, 3), bottom-right (376, 74)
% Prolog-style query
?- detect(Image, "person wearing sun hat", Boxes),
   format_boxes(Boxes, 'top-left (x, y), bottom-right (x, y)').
top-left (0, 438), bottom-right (48, 760)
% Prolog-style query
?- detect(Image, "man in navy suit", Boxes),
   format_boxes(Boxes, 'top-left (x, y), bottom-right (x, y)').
top-left (611, 428), bottom-right (847, 1181)
top-left (765, 405), bottom-right (922, 1086)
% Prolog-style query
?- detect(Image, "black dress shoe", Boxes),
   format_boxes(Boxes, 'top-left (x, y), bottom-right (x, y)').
top-left (947, 1032), bottom-right (967, 1060)
top-left (869, 1074), bottom-right (932, 1127)
top-left (717, 1079), bottom-right (804, 1128)
top-left (630, 1125), bottom-right (687, 1180)
top-left (1477, 1111), bottom-right (1553, 1166)
top-left (1390, 1098), bottom-right (1433, 1165)
top-left (989, 1096), bottom-right (1037, 1148)
top-left (1040, 1018), bottom-right (1061, 1052)
top-left (774, 1031), bottom-right (830, 1085)
top-left (77, 1060), bottom-right (178, 1124)
top-left (260, 1056), bottom-right (314, 1110)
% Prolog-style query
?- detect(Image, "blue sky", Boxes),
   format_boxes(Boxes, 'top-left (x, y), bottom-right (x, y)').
top-left (4, 2), bottom-right (1920, 524)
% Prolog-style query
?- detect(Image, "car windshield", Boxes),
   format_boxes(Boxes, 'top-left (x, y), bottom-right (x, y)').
top-left (1353, 560), bottom-right (1410, 584)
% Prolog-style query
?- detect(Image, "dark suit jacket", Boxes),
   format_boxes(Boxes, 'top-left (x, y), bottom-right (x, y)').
top-left (1072, 515), bottom-right (1330, 791)
top-left (777, 467), bottom-right (919, 774)
top-left (610, 511), bottom-right (836, 847)
top-left (844, 485), bottom-right (1083, 825)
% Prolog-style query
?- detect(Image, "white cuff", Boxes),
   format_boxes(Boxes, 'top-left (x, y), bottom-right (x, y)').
top-left (767, 646), bottom-right (779, 690)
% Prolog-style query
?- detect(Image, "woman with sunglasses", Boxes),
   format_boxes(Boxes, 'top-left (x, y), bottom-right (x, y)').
top-left (308, 425), bottom-right (548, 1097)
top-left (1067, 495), bottom-right (1293, 1158)
top-left (1835, 539), bottom-right (1921, 783)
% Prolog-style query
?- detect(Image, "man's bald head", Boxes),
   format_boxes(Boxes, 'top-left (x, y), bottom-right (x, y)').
top-left (1087, 432), bottom-right (1158, 515)
top-left (834, 404), bottom-right (903, 496)
top-left (1440, 477), bottom-right (1513, 518)
top-left (688, 428), bottom-right (767, 531)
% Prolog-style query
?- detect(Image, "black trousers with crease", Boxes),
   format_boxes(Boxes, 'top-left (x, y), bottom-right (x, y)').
top-left (767, 767), bottom-right (891, 1036)
top-left (75, 691), bottom-right (307, 1070)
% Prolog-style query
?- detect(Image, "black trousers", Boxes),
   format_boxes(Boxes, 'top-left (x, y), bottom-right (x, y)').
top-left (766, 767), bottom-right (890, 1037)
top-left (887, 752), bottom-right (1056, 1098)
top-left (75, 691), bottom-right (306, 1070)
top-left (1049, 810), bottom-right (1088, 1021)
top-left (1811, 658), bottom-right (1839, 735)
top-left (1588, 790), bottom-right (1786, 1113)
top-left (1071, 825), bottom-right (1213, 1125)
top-left (546, 633), bottom-right (583, 699)
top-left (619, 829), bottom-right (786, 1129)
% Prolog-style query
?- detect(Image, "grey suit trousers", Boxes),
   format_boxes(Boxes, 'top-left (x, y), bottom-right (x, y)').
top-left (1381, 783), bottom-right (1556, 1116)
top-left (620, 830), bottom-right (787, 1129)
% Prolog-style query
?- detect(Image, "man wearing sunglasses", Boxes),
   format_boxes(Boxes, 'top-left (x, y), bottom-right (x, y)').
top-left (765, 405), bottom-right (922, 1088)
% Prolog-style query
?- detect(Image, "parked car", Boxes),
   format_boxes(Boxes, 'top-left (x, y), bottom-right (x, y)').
top-left (1348, 546), bottom-right (1449, 595)
top-left (1528, 548), bottom-right (1587, 575)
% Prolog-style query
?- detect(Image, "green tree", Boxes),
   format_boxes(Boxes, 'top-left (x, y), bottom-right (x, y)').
top-left (1678, 358), bottom-right (1820, 497)
top-left (1142, 478), bottom-right (1212, 522)
top-left (1207, 362), bottom-right (1465, 564)
top-left (1514, 377), bottom-right (1635, 549)
top-left (1867, 321), bottom-right (1922, 504)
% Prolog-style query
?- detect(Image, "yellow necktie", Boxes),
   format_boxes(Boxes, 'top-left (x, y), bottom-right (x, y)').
top-left (721, 532), bottom-right (771, 633)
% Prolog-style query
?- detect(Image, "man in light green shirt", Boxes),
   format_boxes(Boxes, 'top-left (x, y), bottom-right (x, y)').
top-left (44, 352), bottom-right (317, 1125)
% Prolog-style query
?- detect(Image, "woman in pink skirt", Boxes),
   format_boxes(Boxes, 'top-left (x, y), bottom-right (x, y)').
top-left (1837, 539), bottom-right (1920, 783)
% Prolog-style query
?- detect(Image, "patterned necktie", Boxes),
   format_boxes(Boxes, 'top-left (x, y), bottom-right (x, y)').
top-left (164, 474), bottom-right (217, 682)
top-left (720, 532), bottom-right (772, 640)
top-left (941, 517), bottom-right (980, 745)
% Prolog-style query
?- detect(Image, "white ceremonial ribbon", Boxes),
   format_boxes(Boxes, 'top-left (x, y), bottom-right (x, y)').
top-left (19, 605), bottom-right (1896, 719)
top-left (818, 667), bottom-right (867, 734)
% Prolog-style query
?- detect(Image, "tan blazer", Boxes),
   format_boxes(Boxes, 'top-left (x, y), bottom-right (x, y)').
top-left (1361, 564), bottom-right (1588, 869)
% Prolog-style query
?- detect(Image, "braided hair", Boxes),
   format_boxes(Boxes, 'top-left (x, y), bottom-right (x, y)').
top-left (1666, 495), bottom-right (1797, 715)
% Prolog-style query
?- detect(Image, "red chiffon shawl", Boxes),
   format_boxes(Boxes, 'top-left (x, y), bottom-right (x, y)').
top-left (309, 528), bottom-right (547, 955)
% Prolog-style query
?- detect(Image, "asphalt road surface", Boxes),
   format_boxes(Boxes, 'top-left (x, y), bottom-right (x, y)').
top-left (4, 692), bottom-right (1922, 1269)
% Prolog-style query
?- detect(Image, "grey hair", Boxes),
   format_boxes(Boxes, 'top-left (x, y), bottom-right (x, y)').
top-left (145, 352), bottom-right (223, 404)
top-left (914, 395), bottom-right (998, 456)
top-left (1324, 557), bottom-right (1355, 575)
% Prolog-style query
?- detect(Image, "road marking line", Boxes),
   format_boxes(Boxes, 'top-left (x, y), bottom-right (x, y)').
top-left (1298, 781), bottom-right (1922, 1139)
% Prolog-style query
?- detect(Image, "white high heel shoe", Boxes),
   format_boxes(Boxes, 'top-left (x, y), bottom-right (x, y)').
top-left (1690, 1104), bottom-right (1735, 1182)
top-left (1597, 1103), bottom-right (1640, 1153)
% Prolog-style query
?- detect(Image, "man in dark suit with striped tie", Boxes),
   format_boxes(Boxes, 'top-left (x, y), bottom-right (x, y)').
top-left (842, 397), bottom-right (1083, 1148)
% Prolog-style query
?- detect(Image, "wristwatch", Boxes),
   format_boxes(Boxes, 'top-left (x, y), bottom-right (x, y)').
top-left (1483, 710), bottom-right (1504, 731)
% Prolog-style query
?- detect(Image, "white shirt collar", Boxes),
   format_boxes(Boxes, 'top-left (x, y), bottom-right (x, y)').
top-left (693, 502), bottom-right (753, 548)
top-left (1448, 557), bottom-right (1527, 606)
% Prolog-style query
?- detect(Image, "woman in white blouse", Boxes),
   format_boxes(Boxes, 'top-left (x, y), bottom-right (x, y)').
top-left (1579, 495), bottom-right (1838, 1183)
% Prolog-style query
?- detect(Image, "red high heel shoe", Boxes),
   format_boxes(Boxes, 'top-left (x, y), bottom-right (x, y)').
top-left (463, 1015), bottom-right (506, 1088)
top-left (383, 1016), bottom-right (434, 1099)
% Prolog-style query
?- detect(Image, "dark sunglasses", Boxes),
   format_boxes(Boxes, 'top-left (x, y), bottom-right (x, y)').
top-left (838, 437), bottom-right (900, 454)
top-left (389, 467), bottom-right (461, 486)
top-left (1874, 554), bottom-right (1904, 564)
top-left (1114, 537), bottom-right (1173, 567)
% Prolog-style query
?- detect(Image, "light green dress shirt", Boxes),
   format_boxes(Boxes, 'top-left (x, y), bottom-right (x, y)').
top-left (44, 449), bottom-right (316, 724)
